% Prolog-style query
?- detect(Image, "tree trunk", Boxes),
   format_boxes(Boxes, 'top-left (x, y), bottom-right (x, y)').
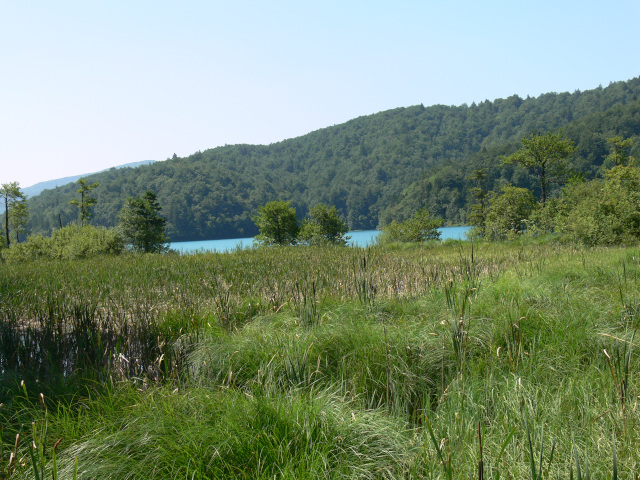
top-left (4, 197), bottom-right (9, 248)
top-left (540, 162), bottom-right (547, 205)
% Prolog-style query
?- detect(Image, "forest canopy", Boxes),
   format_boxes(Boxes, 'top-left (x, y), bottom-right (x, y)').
top-left (22, 78), bottom-right (640, 242)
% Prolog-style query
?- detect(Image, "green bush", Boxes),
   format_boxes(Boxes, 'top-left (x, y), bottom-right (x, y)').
top-left (556, 165), bottom-right (640, 245)
top-left (484, 185), bottom-right (538, 240)
top-left (253, 200), bottom-right (299, 246)
top-left (2, 224), bottom-right (124, 262)
top-left (298, 203), bottom-right (349, 246)
top-left (377, 208), bottom-right (443, 244)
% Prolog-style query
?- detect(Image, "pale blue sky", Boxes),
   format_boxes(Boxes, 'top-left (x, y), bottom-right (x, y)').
top-left (1, 1), bottom-right (638, 188)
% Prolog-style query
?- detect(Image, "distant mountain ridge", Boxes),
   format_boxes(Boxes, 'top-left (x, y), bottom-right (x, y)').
top-left (22, 160), bottom-right (157, 198)
top-left (25, 77), bottom-right (640, 242)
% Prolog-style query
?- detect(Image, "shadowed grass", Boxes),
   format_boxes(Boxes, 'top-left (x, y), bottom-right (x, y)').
top-left (19, 384), bottom-right (414, 480)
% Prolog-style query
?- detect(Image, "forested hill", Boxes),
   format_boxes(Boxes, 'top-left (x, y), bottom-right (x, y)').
top-left (22, 160), bottom-right (157, 198)
top-left (27, 77), bottom-right (640, 241)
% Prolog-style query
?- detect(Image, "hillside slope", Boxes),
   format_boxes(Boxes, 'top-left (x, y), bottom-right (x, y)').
top-left (22, 160), bottom-right (157, 198)
top-left (26, 78), bottom-right (640, 241)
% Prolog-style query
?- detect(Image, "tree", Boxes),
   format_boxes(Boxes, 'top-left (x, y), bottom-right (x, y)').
top-left (556, 163), bottom-right (640, 245)
top-left (9, 200), bottom-right (29, 244)
top-left (119, 191), bottom-right (169, 253)
top-left (484, 185), bottom-right (537, 240)
top-left (467, 169), bottom-right (488, 237)
top-left (377, 208), bottom-right (443, 244)
top-left (298, 203), bottom-right (349, 245)
top-left (0, 182), bottom-right (28, 248)
top-left (605, 136), bottom-right (635, 167)
top-left (502, 131), bottom-right (575, 205)
top-left (69, 178), bottom-right (99, 226)
top-left (253, 201), bottom-right (299, 246)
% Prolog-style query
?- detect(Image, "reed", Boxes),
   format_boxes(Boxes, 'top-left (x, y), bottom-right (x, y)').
top-left (1, 241), bottom-right (640, 478)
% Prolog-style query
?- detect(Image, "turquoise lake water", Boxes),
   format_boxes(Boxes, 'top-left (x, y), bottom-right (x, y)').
top-left (169, 226), bottom-right (471, 254)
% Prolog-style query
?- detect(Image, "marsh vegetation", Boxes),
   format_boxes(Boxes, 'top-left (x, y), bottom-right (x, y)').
top-left (1, 240), bottom-right (639, 478)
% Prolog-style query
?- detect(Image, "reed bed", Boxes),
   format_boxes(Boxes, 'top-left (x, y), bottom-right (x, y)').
top-left (1, 240), bottom-right (639, 478)
top-left (0, 243), bottom-right (512, 382)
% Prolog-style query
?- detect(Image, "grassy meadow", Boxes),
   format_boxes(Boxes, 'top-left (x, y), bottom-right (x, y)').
top-left (1, 240), bottom-right (639, 479)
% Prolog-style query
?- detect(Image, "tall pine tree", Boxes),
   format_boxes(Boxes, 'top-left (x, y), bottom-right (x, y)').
top-left (119, 191), bottom-right (168, 253)
top-left (69, 178), bottom-right (99, 226)
top-left (1, 182), bottom-right (28, 247)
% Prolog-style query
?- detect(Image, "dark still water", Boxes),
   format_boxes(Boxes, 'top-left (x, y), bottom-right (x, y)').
top-left (170, 226), bottom-right (471, 254)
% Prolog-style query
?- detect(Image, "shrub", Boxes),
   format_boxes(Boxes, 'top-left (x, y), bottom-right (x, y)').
top-left (484, 185), bottom-right (537, 240)
top-left (556, 165), bottom-right (640, 245)
top-left (298, 203), bottom-right (349, 246)
top-left (2, 224), bottom-right (124, 262)
top-left (377, 208), bottom-right (443, 244)
top-left (253, 201), bottom-right (299, 246)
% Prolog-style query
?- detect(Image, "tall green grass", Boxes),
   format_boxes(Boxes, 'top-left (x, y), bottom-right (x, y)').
top-left (1, 241), bottom-right (639, 478)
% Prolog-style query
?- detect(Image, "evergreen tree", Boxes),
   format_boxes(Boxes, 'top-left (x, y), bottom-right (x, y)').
top-left (119, 191), bottom-right (168, 253)
top-left (9, 200), bottom-right (29, 244)
top-left (467, 169), bottom-right (488, 237)
top-left (0, 182), bottom-right (28, 247)
top-left (69, 178), bottom-right (99, 226)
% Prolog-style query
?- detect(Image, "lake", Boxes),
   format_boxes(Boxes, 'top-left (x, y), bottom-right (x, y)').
top-left (169, 226), bottom-right (471, 254)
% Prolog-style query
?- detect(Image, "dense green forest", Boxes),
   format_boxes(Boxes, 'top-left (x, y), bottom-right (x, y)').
top-left (25, 77), bottom-right (640, 241)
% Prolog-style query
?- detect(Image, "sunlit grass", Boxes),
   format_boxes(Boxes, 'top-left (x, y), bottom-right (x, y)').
top-left (1, 240), bottom-right (639, 478)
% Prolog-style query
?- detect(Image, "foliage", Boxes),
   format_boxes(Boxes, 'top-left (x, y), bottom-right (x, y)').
top-left (9, 199), bottom-right (29, 244)
top-left (524, 197), bottom-right (561, 235)
top-left (605, 135), bottom-right (635, 167)
top-left (502, 130), bottom-right (575, 204)
top-left (555, 164), bottom-right (640, 245)
top-left (1, 224), bottom-right (124, 262)
top-left (467, 169), bottom-right (489, 236)
top-left (298, 203), bottom-right (349, 245)
top-left (377, 208), bottom-right (443, 244)
top-left (118, 190), bottom-right (169, 253)
top-left (484, 185), bottom-right (538, 240)
top-left (0, 182), bottom-right (28, 247)
top-left (23, 78), bottom-right (640, 241)
top-left (547, 136), bottom-right (640, 246)
top-left (68, 178), bottom-right (99, 226)
top-left (253, 200), bottom-right (299, 246)
top-left (383, 92), bottom-right (640, 227)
